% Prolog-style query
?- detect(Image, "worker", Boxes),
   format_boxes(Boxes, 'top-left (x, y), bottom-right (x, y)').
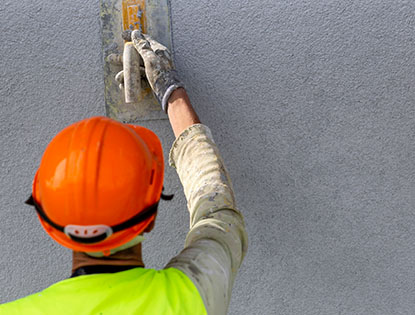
top-left (0, 30), bottom-right (248, 315)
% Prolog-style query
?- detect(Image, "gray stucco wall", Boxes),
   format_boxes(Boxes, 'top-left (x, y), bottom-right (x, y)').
top-left (1, 0), bottom-right (414, 314)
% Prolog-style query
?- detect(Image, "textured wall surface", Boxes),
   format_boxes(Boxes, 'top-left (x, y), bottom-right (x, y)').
top-left (1, 0), bottom-right (414, 314)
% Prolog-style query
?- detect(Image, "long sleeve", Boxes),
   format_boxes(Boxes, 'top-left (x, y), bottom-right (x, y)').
top-left (165, 124), bottom-right (248, 315)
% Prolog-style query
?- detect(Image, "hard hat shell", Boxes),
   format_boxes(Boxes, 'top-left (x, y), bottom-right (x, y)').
top-left (32, 116), bottom-right (164, 253)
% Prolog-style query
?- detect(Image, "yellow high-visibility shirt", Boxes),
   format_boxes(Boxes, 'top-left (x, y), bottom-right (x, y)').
top-left (0, 267), bottom-right (206, 315)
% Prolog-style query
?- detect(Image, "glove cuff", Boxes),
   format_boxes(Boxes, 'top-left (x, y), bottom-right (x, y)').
top-left (162, 83), bottom-right (185, 113)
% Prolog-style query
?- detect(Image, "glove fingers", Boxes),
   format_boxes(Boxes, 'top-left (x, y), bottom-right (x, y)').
top-left (131, 29), bottom-right (145, 41)
top-left (143, 34), bottom-right (170, 55)
top-left (132, 35), bottom-right (156, 63)
top-left (143, 34), bottom-right (172, 64)
top-left (132, 31), bottom-right (166, 52)
top-left (131, 30), bottom-right (149, 54)
top-left (132, 31), bottom-right (172, 67)
top-left (132, 41), bottom-right (161, 75)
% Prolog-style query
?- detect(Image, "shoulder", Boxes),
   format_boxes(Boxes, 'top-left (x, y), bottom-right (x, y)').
top-left (0, 268), bottom-right (206, 315)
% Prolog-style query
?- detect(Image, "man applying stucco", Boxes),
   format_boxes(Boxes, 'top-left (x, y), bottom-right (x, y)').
top-left (0, 31), bottom-right (248, 314)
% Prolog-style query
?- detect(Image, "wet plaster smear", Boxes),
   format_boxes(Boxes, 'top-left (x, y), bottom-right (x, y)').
top-left (0, 1), bottom-right (414, 314)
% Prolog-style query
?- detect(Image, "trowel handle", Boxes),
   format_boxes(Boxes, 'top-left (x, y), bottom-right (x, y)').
top-left (123, 42), bottom-right (141, 103)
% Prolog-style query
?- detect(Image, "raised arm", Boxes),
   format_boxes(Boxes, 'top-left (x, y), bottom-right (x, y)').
top-left (130, 31), bottom-right (248, 315)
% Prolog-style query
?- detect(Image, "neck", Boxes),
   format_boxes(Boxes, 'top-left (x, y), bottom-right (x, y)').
top-left (72, 243), bottom-right (144, 274)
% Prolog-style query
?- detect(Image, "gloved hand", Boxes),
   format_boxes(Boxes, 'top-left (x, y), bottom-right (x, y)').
top-left (116, 30), bottom-right (184, 112)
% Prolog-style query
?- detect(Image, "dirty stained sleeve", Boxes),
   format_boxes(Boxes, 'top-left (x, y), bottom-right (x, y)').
top-left (165, 124), bottom-right (248, 315)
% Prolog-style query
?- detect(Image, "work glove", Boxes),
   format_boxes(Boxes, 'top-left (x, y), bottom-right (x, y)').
top-left (116, 30), bottom-right (184, 112)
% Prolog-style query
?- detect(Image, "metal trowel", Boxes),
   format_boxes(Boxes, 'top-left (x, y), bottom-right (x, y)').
top-left (100, 0), bottom-right (172, 122)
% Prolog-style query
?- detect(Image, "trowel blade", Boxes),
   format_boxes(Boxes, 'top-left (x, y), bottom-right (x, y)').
top-left (100, 0), bottom-right (172, 122)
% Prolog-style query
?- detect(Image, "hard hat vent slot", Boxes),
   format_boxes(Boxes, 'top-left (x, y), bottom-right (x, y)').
top-left (149, 169), bottom-right (155, 185)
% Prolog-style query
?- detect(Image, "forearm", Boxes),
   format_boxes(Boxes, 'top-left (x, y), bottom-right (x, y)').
top-left (167, 88), bottom-right (200, 138)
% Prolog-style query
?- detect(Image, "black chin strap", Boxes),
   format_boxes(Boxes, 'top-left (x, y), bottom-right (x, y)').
top-left (25, 195), bottom-right (159, 240)
top-left (25, 195), bottom-right (65, 232)
top-left (111, 202), bottom-right (159, 233)
top-left (25, 187), bottom-right (174, 244)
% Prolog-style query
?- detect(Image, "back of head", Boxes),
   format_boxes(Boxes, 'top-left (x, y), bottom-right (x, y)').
top-left (28, 116), bottom-right (164, 255)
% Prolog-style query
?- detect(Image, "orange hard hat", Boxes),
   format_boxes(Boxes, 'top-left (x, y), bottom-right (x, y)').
top-left (26, 116), bottom-right (164, 253)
